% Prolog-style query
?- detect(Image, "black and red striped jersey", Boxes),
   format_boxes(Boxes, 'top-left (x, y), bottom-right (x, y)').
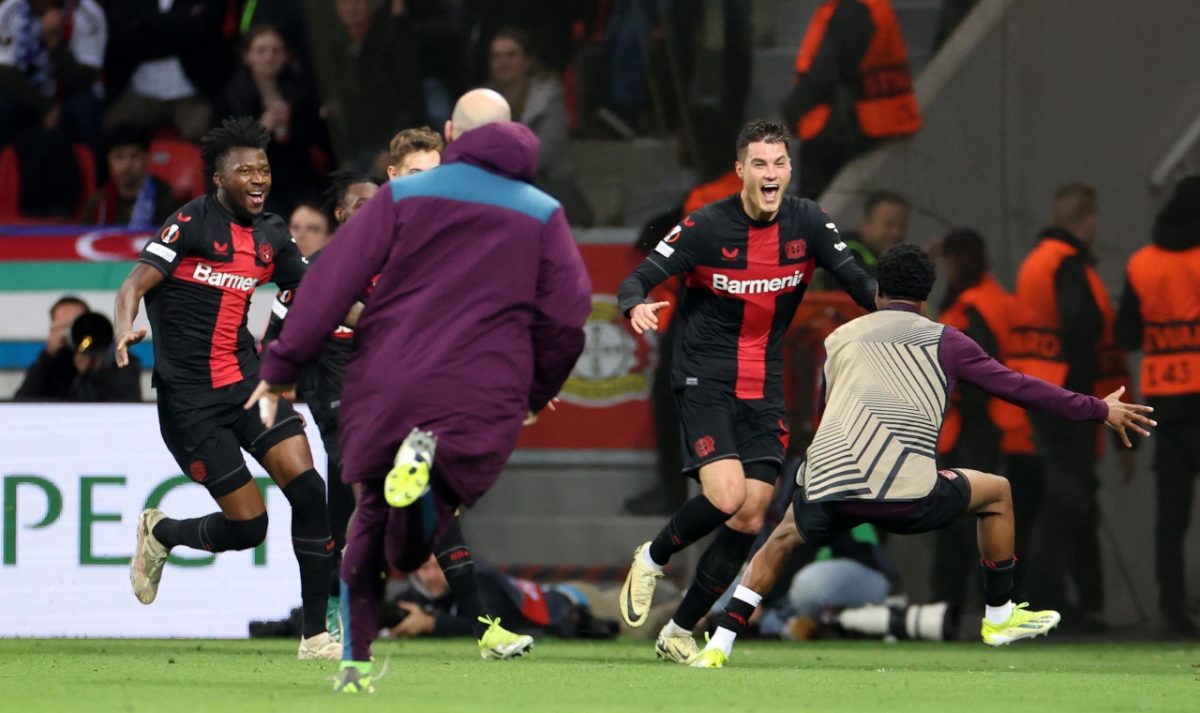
top-left (618, 194), bottom-right (876, 400)
top-left (137, 195), bottom-right (306, 391)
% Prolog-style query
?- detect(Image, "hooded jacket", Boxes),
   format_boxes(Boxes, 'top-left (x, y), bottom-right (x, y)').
top-left (261, 122), bottom-right (591, 504)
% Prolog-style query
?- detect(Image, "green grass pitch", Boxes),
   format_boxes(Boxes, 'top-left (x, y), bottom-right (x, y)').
top-left (1, 638), bottom-right (1196, 712)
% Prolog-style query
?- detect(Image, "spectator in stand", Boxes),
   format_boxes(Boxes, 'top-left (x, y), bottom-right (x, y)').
top-left (0, 0), bottom-right (107, 149)
top-left (486, 26), bottom-right (592, 226)
top-left (102, 0), bottom-right (235, 143)
top-left (16, 308), bottom-right (142, 402)
top-left (218, 24), bottom-right (329, 215)
top-left (82, 124), bottom-right (175, 227)
top-left (782, 0), bottom-right (921, 198)
top-left (315, 0), bottom-right (425, 169)
top-left (14, 295), bottom-right (88, 400)
top-left (287, 200), bottom-right (330, 259)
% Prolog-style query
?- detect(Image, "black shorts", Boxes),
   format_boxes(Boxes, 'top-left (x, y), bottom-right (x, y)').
top-left (675, 385), bottom-right (788, 483)
top-left (156, 379), bottom-right (305, 498)
top-left (792, 468), bottom-right (972, 547)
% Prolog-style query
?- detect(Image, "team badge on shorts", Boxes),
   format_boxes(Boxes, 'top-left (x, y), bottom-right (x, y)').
top-left (190, 459), bottom-right (207, 481)
top-left (695, 435), bottom-right (716, 458)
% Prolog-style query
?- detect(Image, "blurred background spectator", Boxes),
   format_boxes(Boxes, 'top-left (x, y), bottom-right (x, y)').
top-left (0, 0), bottom-right (107, 150)
top-left (102, 0), bottom-right (234, 143)
top-left (217, 23), bottom-right (330, 215)
top-left (15, 305), bottom-right (142, 402)
top-left (486, 26), bottom-right (593, 226)
top-left (287, 200), bottom-right (330, 260)
top-left (82, 123), bottom-right (175, 227)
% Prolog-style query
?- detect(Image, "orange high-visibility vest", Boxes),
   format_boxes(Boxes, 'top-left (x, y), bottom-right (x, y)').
top-left (1009, 236), bottom-right (1128, 454)
top-left (937, 274), bottom-right (1034, 456)
top-left (793, 0), bottom-right (921, 141)
top-left (683, 170), bottom-right (743, 218)
top-left (1125, 244), bottom-right (1200, 397)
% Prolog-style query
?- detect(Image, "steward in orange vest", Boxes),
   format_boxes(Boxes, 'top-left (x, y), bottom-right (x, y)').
top-left (1114, 175), bottom-right (1200, 635)
top-left (782, 0), bottom-right (921, 197)
top-left (1011, 183), bottom-right (1128, 621)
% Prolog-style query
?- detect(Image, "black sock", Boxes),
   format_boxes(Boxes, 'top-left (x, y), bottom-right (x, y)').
top-left (152, 511), bottom-right (267, 552)
top-left (435, 519), bottom-right (490, 638)
top-left (716, 589), bottom-right (760, 637)
top-left (648, 494), bottom-right (732, 566)
top-left (283, 470), bottom-right (334, 638)
top-left (672, 526), bottom-right (757, 630)
top-left (981, 557), bottom-right (1017, 607)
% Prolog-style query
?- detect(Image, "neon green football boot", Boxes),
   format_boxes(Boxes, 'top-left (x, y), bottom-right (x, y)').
top-left (384, 427), bottom-right (436, 508)
top-left (981, 602), bottom-right (1061, 646)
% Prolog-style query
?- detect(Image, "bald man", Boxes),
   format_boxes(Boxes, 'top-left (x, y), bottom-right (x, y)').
top-left (251, 89), bottom-right (592, 693)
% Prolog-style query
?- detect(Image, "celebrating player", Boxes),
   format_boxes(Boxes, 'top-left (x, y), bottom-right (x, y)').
top-left (116, 116), bottom-right (340, 660)
top-left (616, 119), bottom-right (877, 663)
top-left (691, 245), bottom-right (1156, 667)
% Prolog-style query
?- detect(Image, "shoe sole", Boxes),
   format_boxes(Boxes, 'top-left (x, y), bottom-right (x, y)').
top-left (384, 430), bottom-right (435, 508)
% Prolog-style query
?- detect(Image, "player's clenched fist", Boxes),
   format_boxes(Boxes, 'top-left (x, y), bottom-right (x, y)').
top-left (630, 301), bottom-right (670, 334)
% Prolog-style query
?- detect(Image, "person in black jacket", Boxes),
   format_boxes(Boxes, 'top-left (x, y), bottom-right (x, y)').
top-left (101, 0), bottom-right (235, 142)
top-left (16, 308), bottom-right (142, 402)
top-left (217, 25), bottom-right (329, 215)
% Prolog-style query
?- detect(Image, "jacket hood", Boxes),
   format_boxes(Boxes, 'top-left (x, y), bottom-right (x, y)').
top-left (1153, 175), bottom-right (1200, 250)
top-left (443, 122), bottom-right (540, 183)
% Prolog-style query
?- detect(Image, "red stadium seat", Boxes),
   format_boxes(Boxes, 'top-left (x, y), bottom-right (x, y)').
top-left (148, 139), bottom-right (206, 201)
top-left (0, 143), bottom-right (97, 223)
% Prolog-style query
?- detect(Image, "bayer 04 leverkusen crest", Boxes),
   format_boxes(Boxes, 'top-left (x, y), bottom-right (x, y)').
top-left (558, 294), bottom-right (657, 407)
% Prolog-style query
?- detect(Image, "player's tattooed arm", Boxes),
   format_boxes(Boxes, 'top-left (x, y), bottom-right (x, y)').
top-left (113, 262), bottom-right (165, 368)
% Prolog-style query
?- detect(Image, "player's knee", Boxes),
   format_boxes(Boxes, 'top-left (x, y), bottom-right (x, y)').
top-left (282, 468), bottom-right (326, 512)
top-left (726, 509), bottom-right (764, 535)
top-left (227, 512), bottom-right (269, 550)
top-left (707, 485), bottom-right (746, 516)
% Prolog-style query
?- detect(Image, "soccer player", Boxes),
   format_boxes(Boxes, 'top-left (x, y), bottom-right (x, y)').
top-left (115, 116), bottom-right (340, 660)
top-left (616, 119), bottom-right (877, 663)
top-left (248, 89), bottom-right (591, 693)
top-left (385, 126), bottom-right (443, 178)
top-left (690, 245), bottom-right (1156, 667)
top-left (270, 170), bottom-right (381, 641)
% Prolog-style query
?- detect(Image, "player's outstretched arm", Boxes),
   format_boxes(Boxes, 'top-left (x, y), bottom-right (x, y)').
top-left (1101, 385), bottom-right (1156, 448)
top-left (113, 263), bottom-right (164, 367)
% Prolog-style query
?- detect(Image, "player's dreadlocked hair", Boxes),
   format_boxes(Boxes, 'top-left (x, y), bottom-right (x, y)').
top-left (323, 170), bottom-right (379, 227)
top-left (736, 119), bottom-right (791, 159)
top-left (201, 116), bottom-right (271, 176)
top-left (876, 244), bottom-right (937, 302)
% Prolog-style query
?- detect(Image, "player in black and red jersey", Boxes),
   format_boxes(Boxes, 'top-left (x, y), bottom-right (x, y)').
top-left (113, 117), bottom-right (340, 660)
top-left (615, 119), bottom-right (877, 662)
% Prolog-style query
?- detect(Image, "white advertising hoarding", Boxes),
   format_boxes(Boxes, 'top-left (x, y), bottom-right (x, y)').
top-left (0, 403), bottom-right (328, 638)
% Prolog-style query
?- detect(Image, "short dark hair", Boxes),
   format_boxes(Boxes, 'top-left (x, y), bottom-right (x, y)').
top-left (241, 23), bottom-right (285, 55)
top-left (736, 120), bottom-right (790, 159)
top-left (50, 295), bottom-right (89, 319)
top-left (101, 124), bottom-right (151, 154)
top-left (876, 244), bottom-right (936, 302)
top-left (1052, 181), bottom-right (1097, 227)
top-left (864, 190), bottom-right (909, 217)
top-left (323, 170), bottom-right (378, 226)
top-left (200, 116), bottom-right (271, 176)
top-left (388, 126), bottom-right (444, 168)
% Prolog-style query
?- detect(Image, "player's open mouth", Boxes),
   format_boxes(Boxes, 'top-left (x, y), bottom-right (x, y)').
top-left (248, 191), bottom-right (265, 209)
top-left (762, 184), bottom-right (780, 201)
